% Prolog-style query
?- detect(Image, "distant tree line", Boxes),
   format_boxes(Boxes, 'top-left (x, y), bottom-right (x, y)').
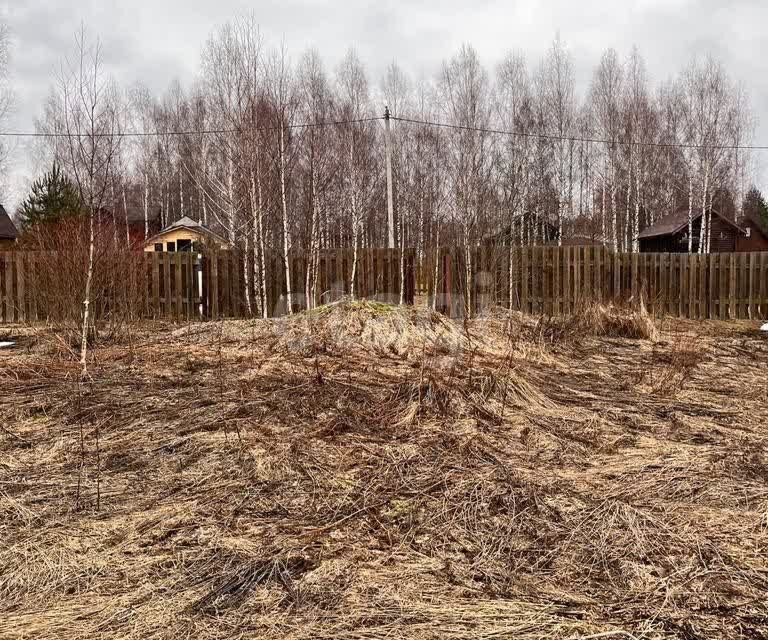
top-left (27, 19), bottom-right (759, 317)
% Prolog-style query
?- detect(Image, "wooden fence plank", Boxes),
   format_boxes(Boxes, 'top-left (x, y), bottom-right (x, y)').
top-left (4, 252), bottom-right (13, 322)
top-left (728, 253), bottom-right (737, 319)
top-left (174, 252), bottom-right (183, 320)
top-left (15, 252), bottom-right (25, 322)
top-left (659, 253), bottom-right (668, 317)
top-left (710, 254), bottom-right (716, 319)
top-left (572, 247), bottom-right (581, 309)
top-left (562, 246), bottom-right (569, 312)
top-left (760, 251), bottom-right (768, 320)
top-left (211, 252), bottom-right (220, 318)
top-left (521, 247), bottom-right (529, 314)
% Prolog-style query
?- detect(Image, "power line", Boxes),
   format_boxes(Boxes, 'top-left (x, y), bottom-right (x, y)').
top-left (1, 111), bottom-right (766, 151)
top-left (390, 115), bottom-right (768, 151)
top-left (0, 116), bottom-right (384, 139)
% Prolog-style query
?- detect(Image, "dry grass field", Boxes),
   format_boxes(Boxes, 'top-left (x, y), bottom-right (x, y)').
top-left (1, 301), bottom-right (767, 639)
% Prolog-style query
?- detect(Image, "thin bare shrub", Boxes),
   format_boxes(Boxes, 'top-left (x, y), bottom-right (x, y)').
top-left (24, 217), bottom-right (146, 346)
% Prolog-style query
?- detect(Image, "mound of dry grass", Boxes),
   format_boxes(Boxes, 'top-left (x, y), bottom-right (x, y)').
top-left (536, 301), bottom-right (660, 344)
top-left (2, 307), bottom-right (767, 639)
top-left (173, 298), bottom-right (471, 359)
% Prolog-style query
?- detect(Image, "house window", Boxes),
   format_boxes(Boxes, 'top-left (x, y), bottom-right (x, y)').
top-left (166, 241), bottom-right (176, 252)
top-left (177, 238), bottom-right (192, 251)
top-left (154, 243), bottom-right (163, 252)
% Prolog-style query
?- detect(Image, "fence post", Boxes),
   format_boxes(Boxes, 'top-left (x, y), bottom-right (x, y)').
top-left (15, 252), bottom-right (25, 322)
top-left (4, 252), bottom-right (14, 322)
top-left (761, 252), bottom-right (768, 320)
top-left (211, 252), bottom-right (220, 318)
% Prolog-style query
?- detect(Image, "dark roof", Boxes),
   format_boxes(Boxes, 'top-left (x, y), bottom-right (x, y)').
top-left (145, 216), bottom-right (229, 246)
top-left (639, 208), bottom-right (744, 240)
top-left (0, 205), bottom-right (18, 240)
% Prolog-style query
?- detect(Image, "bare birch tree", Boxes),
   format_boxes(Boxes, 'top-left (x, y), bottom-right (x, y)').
top-left (53, 27), bottom-right (121, 372)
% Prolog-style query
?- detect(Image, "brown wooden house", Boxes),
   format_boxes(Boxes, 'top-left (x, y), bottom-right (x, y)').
top-left (639, 208), bottom-right (748, 253)
top-left (0, 205), bottom-right (18, 249)
top-left (737, 209), bottom-right (768, 252)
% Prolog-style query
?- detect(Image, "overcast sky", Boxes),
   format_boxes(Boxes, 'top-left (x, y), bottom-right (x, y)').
top-left (2, 0), bottom-right (767, 210)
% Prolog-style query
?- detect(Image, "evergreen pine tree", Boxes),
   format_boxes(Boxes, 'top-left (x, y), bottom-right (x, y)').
top-left (18, 163), bottom-right (83, 227)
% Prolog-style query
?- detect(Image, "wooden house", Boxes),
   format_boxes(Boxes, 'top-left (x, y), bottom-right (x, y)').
top-left (639, 208), bottom-right (748, 253)
top-left (0, 205), bottom-right (18, 249)
top-left (143, 216), bottom-right (230, 253)
top-left (737, 209), bottom-right (768, 252)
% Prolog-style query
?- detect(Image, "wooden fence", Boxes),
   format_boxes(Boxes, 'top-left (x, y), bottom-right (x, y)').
top-left (420, 246), bottom-right (768, 320)
top-left (0, 249), bottom-right (414, 323)
top-left (2, 247), bottom-right (767, 324)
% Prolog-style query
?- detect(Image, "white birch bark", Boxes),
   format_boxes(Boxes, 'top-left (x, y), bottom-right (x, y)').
top-left (279, 124), bottom-right (293, 313)
top-left (143, 173), bottom-right (149, 240)
top-left (687, 175), bottom-right (694, 253)
top-left (611, 170), bottom-right (618, 252)
top-left (699, 162), bottom-right (710, 255)
top-left (601, 175), bottom-right (607, 246)
top-left (122, 185), bottom-right (129, 245)
top-left (80, 208), bottom-right (95, 370)
top-left (179, 170), bottom-right (185, 219)
top-left (633, 167), bottom-right (640, 253)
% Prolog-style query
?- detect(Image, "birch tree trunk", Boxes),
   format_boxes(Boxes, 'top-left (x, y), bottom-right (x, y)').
top-left (463, 230), bottom-right (472, 319)
top-left (625, 180), bottom-right (632, 253)
top-left (611, 171), bottom-right (618, 252)
top-left (399, 195), bottom-right (405, 305)
top-left (350, 191), bottom-right (359, 300)
top-left (687, 176), bottom-right (694, 253)
top-left (143, 174), bottom-right (149, 240)
top-left (279, 124), bottom-right (293, 314)
top-left (699, 162), bottom-right (710, 254)
top-left (110, 180), bottom-right (118, 247)
top-left (432, 228), bottom-right (440, 312)
top-left (179, 170), bottom-right (185, 219)
top-left (243, 229), bottom-right (252, 315)
top-left (306, 171), bottom-right (318, 310)
top-left (257, 170), bottom-right (267, 318)
top-left (601, 175), bottom-right (606, 246)
top-left (122, 185), bottom-right (129, 245)
top-left (633, 168), bottom-right (640, 253)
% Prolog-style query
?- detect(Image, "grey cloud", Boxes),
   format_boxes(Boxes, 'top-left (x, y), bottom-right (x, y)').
top-left (2, 0), bottom-right (767, 207)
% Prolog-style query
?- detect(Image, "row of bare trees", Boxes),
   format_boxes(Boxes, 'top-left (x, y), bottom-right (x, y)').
top-left (33, 22), bottom-right (757, 324)
top-left (0, 23), bottom-right (12, 199)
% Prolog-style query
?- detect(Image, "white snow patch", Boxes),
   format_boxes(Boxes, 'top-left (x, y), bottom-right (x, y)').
top-left (761, 323), bottom-right (768, 332)
top-left (0, 341), bottom-right (15, 348)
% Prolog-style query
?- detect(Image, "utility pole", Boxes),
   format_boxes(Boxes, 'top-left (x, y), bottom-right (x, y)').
top-left (384, 106), bottom-right (395, 249)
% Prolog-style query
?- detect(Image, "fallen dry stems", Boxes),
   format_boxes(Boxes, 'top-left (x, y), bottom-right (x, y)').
top-left (1, 303), bottom-right (767, 639)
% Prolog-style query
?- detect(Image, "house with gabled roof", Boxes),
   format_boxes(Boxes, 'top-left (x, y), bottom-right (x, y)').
top-left (639, 207), bottom-right (749, 253)
top-left (143, 216), bottom-right (230, 253)
top-left (0, 205), bottom-right (18, 249)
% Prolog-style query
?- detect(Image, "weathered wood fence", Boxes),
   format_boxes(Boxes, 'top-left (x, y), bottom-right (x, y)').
top-left (420, 246), bottom-right (768, 320)
top-left (0, 249), bottom-right (414, 323)
top-left (2, 247), bottom-right (767, 323)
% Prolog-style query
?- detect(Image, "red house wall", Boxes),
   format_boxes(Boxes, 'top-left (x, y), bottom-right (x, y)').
top-left (736, 223), bottom-right (768, 252)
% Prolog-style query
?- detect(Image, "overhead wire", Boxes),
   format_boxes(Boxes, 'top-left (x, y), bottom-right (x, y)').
top-left (0, 111), bottom-right (765, 151)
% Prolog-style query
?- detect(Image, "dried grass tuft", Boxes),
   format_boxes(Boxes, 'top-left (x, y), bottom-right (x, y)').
top-left (536, 301), bottom-right (660, 344)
